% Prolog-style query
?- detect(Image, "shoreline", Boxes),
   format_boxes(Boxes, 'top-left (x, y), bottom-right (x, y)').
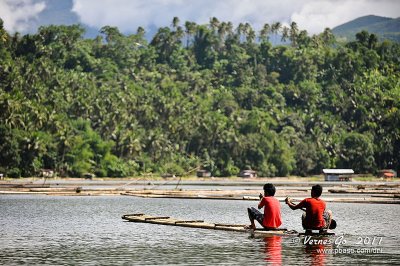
top-left (1, 177), bottom-right (399, 204)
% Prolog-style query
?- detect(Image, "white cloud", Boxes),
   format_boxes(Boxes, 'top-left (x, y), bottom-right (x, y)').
top-left (0, 0), bottom-right (46, 33)
top-left (292, 0), bottom-right (400, 34)
top-left (2, 0), bottom-right (399, 35)
top-left (70, 0), bottom-right (304, 33)
top-left (73, 0), bottom-right (298, 31)
top-left (71, 0), bottom-right (400, 34)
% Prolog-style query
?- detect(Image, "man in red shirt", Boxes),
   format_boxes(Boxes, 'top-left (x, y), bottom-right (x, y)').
top-left (285, 184), bottom-right (333, 233)
top-left (246, 183), bottom-right (282, 230)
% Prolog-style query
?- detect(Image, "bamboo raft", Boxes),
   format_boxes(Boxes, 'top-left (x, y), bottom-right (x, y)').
top-left (121, 213), bottom-right (299, 237)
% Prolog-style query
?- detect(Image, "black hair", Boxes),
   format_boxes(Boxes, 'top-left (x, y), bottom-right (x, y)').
top-left (311, 184), bottom-right (323, 197)
top-left (263, 183), bottom-right (276, 196)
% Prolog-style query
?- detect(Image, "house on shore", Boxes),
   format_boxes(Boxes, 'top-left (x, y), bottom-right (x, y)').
top-left (196, 170), bottom-right (211, 178)
top-left (238, 170), bottom-right (257, 178)
top-left (40, 169), bottom-right (55, 178)
top-left (323, 169), bottom-right (354, 181)
top-left (377, 169), bottom-right (397, 179)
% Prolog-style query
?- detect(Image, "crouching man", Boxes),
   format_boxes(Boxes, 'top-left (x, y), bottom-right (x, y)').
top-left (285, 184), bottom-right (333, 234)
top-left (246, 183), bottom-right (282, 230)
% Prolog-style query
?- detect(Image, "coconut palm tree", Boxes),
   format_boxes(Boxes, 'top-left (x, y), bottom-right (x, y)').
top-left (259, 23), bottom-right (270, 42)
top-left (172, 17), bottom-right (180, 30)
top-left (184, 21), bottom-right (197, 48)
top-left (271, 22), bottom-right (282, 43)
top-left (281, 26), bottom-right (289, 43)
top-left (209, 17), bottom-right (220, 32)
top-left (289, 22), bottom-right (299, 47)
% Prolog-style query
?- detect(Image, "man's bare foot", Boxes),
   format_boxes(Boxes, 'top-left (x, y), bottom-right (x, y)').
top-left (244, 225), bottom-right (256, 230)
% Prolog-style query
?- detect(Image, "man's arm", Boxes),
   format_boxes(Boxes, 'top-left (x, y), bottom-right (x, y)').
top-left (285, 197), bottom-right (303, 210)
top-left (258, 193), bottom-right (264, 209)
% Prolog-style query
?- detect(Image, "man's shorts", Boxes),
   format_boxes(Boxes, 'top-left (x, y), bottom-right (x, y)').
top-left (247, 207), bottom-right (264, 226)
top-left (302, 210), bottom-right (332, 229)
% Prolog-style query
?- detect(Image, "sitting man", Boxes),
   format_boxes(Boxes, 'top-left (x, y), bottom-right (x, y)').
top-left (246, 183), bottom-right (282, 230)
top-left (285, 184), bottom-right (333, 233)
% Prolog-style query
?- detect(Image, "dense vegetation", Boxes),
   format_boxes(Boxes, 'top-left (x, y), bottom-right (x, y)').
top-left (0, 17), bottom-right (399, 178)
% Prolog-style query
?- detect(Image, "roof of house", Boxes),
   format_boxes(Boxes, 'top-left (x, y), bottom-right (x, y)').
top-left (240, 170), bottom-right (256, 173)
top-left (384, 172), bottom-right (395, 177)
top-left (322, 169), bottom-right (354, 174)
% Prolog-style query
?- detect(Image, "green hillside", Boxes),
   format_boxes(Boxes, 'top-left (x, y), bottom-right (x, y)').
top-left (0, 18), bottom-right (399, 178)
top-left (333, 15), bottom-right (400, 42)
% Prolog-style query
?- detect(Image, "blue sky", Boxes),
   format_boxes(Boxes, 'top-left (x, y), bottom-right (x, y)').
top-left (1, 0), bottom-right (400, 35)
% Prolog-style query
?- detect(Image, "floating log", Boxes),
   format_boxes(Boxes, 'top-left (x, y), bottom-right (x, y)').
top-left (371, 194), bottom-right (400, 198)
top-left (121, 213), bottom-right (144, 218)
top-left (175, 220), bottom-right (204, 224)
top-left (214, 223), bottom-right (247, 227)
top-left (121, 192), bottom-right (400, 204)
top-left (29, 187), bottom-right (80, 192)
top-left (0, 184), bottom-right (51, 188)
top-left (121, 192), bottom-right (244, 200)
top-left (298, 231), bottom-right (335, 236)
top-left (242, 196), bottom-right (259, 200)
top-left (122, 213), bottom-right (297, 237)
top-left (328, 189), bottom-right (400, 194)
top-left (145, 216), bottom-right (170, 220)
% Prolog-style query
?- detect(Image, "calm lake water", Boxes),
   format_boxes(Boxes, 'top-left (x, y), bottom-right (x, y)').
top-left (1, 195), bottom-right (399, 265)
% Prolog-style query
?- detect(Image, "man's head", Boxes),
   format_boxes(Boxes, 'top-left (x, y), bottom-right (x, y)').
top-left (311, 184), bottom-right (323, 198)
top-left (263, 183), bottom-right (276, 196)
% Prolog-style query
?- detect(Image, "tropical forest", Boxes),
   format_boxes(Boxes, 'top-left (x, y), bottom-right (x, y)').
top-left (0, 17), bottom-right (399, 178)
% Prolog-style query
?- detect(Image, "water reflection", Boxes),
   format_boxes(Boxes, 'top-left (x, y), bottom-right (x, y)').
top-left (263, 236), bottom-right (282, 265)
top-left (303, 236), bottom-right (333, 266)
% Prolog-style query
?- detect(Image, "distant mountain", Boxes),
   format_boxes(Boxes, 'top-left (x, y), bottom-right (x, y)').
top-left (24, 0), bottom-right (100, 38)
top-left (20, 0), bottom-right (156, 39)
top-left (332, 15), bottom-right (400, 42)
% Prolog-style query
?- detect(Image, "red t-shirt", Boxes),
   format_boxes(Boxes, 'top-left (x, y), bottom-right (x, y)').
top-left (258, 196), bottom-right (282, 228)
top-left (297, 197), bottom-right (326, 229)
